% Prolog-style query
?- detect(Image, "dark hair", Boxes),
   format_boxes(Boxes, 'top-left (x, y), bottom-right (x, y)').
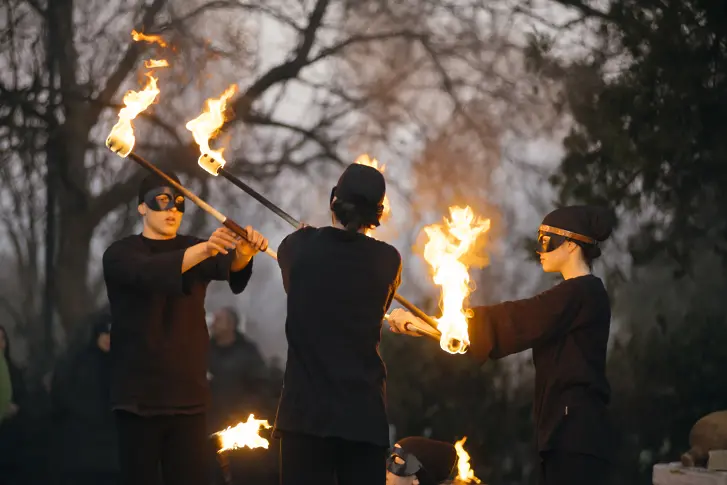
top-left (331, 199), bottom-right (380, 232)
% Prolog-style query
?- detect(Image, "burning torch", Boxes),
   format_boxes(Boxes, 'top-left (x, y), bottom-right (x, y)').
top-left (184, 88), bottom-right (445, 344)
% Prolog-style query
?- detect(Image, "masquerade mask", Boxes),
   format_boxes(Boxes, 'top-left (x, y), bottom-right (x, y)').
top-left (386, 446), bottom-right (423, 477)
top-left (143, 186), bottom-right (185, 212)
top-left (536, 224), bottom-right (596, 254)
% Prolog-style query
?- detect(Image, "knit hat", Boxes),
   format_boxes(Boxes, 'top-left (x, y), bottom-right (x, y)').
top-left (138, 171), bottom-right (182, 204)
top-left (537, 205), bottom-right (615, 256)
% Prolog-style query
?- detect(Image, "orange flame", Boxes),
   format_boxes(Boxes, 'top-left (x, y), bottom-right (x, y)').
top-left (105, 73), bottom-right (160, 157)
top-left (215, 414), bottom-right (271, 453)
top-left (132, 29), bottom-right (167, 47)
top-left (422, 206), bottom-right (490, 354)
top-left (353, 154), bottom-right (391, 221)
top-left (455, 437), bottom-right (481, 483)
top-left (186, 85), bottom-right (238, 175)
top-left (144, 59), bottom-right (169, 68)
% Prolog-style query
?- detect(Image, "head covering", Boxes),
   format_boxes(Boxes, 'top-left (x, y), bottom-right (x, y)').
top-left (392, 437), bottom-right (457, 485)
top-left (537, 205), bottom-right (615, 255)
top-left (138, 172), bottom-right (185, 212)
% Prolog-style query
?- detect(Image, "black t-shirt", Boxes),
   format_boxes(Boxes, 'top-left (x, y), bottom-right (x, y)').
top-left (468, 274), bottom-right (616, 460)
top-left (274, 227), bottom-right (402, 447)
top-left (102, 234), bottom-right (254, 415)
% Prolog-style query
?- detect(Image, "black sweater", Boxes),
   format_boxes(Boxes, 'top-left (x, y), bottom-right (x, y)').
top-left (102, 234), bottom-right (253, 415)
top-left (468, 274), bottom-right (616, 460)
top-left (274, 227), bottom-right (402, 447)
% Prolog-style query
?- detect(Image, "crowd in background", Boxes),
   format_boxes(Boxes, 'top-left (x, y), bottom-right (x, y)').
top-left (0, 308), bottom-right (283, 485)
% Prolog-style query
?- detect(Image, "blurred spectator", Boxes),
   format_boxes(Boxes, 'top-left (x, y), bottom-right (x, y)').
top-left (0, 324), bottom-right (27, 484)
top-left (50, 311), bottom-right (118, 485)
top-left (208, 307), bottom-right (274, 485)
top-left (208, 307), bottom-right (268, 431)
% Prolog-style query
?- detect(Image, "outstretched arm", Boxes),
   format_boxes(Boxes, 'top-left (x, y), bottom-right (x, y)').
top-left (468, 280), bottom-right (582, 361)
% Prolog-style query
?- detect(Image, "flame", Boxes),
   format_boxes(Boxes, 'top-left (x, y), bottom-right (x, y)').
top-left (215, 414), bottom-right (271, 453)
top-left (106, 73), bottom-right (160, 157)
top-left (422, 206), bottom-right (490, 354)
top-left (144, 59), bottom-right (169, 68)
top-left (353, 154), bottom-right (391, 221)
top-left (455, 437), bottom-right (481, 483)
top-left (186, 84), bottom-right (238, 170)
top-left (132, 29), bottom-right (167, 47)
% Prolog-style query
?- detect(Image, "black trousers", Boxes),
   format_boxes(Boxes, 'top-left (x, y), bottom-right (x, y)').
top-left (115, 410), bottom-right (209, 485)
top-left (539, 450), bottom-right (612, 485)
top-left (279, 431), bottom-right (387, 485)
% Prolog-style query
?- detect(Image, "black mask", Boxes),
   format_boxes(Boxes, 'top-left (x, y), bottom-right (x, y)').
top-left (536, 231), bottom-right (568, 254)
top-left (386, 446), bottom-right (424, 477)
top-left (143, 186), bottom-right (185, 212)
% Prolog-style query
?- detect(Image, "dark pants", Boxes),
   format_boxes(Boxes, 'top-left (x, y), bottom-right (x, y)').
top-left (115, 411), bottom-right (209, 485)
top-left (279, 431), bottom-right (386, 485)
top-left (539, 450), bottom-right (612, 485)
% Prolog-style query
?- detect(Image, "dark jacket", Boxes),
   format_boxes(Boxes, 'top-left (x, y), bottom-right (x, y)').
top-left (208, 332), bottom-right (268, 430)
top-left (468, 274), bottom-right (616, 461)
top-left (103, 234), bottom-right (253, 414)
top-left (50, 325), bottom-right (117, 473)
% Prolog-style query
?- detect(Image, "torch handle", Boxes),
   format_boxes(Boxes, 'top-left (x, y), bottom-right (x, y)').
top-left (391, 293), bottom-right (440, 333)
top-left (127, 152), bottom-right (277, 260)
top-left (220, 168), bottom-right (301, 228)
top-left (222, 219), bottom-right (278, 259)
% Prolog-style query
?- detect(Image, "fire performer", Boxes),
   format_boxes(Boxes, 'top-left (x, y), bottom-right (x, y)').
top-left (388, 205), bottom-right (617, 485)
top-left (102, 171), bottom-right (268, 485)
top-left (273, 163), bottom-right (402, 485)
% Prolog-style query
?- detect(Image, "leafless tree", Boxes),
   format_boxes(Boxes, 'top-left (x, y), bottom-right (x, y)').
top-left (0, 0), bottom-right (571, 359)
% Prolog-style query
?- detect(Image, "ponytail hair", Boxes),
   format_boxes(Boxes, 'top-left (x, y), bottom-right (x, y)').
top-left (331, 198), bottom-right (383, 232)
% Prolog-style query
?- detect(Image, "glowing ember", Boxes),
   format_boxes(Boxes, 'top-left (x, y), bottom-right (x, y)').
top-left (105, 73), bottom-right (160, 157)
top-left (144, 59), bottom-right (169, 68)
top-left (131, 29), bottom-right (167, 47)
top-left (215, 414), bottom-right (271, 453)
top-left (422, 206), bottom-right (490, 354)
top-left (455, 437), bottom-right (481, 483)
top-left (354, 154), bottom-right (391, 221)
top-left (186, 85), bottom-right (238, 175)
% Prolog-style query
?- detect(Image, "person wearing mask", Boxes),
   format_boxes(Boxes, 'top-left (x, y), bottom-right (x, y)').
top-left (274, 163), bottom-right (403, 485)
top-left (103, 171), bottom-right (268, 485)
top-left (388, 205), bottom-right (618, 485)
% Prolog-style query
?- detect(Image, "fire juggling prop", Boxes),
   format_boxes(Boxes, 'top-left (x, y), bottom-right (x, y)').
top-left (454, 437), bottom-right (482, 484)
top-left (423, 206), bottom-right (490, 354)
top-left (185, 87), bottom-right (442, 342)
top-left (213, 414), bottom-right (272, 453)
top-left (105, 31), bottom-right (275, 259)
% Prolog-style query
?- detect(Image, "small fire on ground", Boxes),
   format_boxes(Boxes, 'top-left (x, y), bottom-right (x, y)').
top-left (215, 414), bottom-right (271, 453)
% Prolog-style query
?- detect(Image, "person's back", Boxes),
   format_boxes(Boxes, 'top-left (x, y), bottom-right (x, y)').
top-left (274, 162), bottom-right (402, 485)
top-left (277, 226), bottom-right (401, 444)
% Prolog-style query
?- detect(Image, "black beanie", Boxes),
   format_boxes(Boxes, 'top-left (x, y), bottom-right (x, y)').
top-left (541, 205), bottom-right (615, 242)
top-left (396, 437), bottom-right (457, 485)
top-left (138, 171), bottom-right (182, 204)
top-left (333, 163), bottom-right (386, 208)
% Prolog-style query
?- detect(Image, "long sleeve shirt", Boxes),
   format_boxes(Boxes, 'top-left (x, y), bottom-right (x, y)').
top-left (103, 234), bottom-right (254, 415)
top-left (468, 274), bottom-right (616, 460)
top-left (273, 227), bottom-right (402, 447)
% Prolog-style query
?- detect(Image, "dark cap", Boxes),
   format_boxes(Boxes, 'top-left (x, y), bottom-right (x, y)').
top-left (138, 171), bottom-right (182, 204)
top-left (396, 437), bottom-right (457, 485)
top-left (540, 205), bottom-right (615, 242)
top-left (333, 163), bottom-right (386, 208)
